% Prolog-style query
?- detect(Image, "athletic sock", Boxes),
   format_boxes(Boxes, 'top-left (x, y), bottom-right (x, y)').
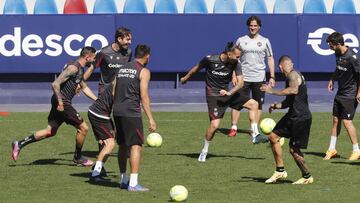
top-left (352, 143), bottom-right (360, 152)
top-left (202, 139), bottom-right (210, 153)
top-left (18, 134), bottom-right (37, 149)
top-left (91, 161), bottom-right (103, 177)
top-left (120, 173), bottom-right (129, 184)
top-left (251, 123), bottom-right (260, 138)
top-left (328, 135), bottom-right (337, 150)
top-left (74, 146), bottom-right (82, 160)
top-left (302, 172), bottom-right (311, 179)
top-left (129, 173), bottom-right (138, 187)
top-left (276, 166), bottom-right (285, 172)
top-left (231, 124), bottom-right (237, 130)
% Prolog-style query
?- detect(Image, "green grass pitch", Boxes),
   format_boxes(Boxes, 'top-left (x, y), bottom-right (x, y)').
top-left (1, 112), bottom-right (360, 202)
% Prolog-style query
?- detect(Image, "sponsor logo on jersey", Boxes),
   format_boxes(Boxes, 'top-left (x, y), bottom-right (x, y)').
top-left (211, 70), bottom-right (229, 76)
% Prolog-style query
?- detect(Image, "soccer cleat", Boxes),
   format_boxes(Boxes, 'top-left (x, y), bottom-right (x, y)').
top-left (253, 134), bottom-right (269, 144)
top-left (11, 141), bottom-right (21, 161)
top-left (198, 152), bottom-right (207, 162)
top-left (265, 171), bottom-right (288, 184)
top-left (292, 176), bottom-right (314, 185)
top-left (228, 129), bottom-right (237, 137)
top-left (348, 151), bottom-right (360, 161)
top-left (91, 165), bottom-right (108, 177)
top-left (323, 149), bottom-right (337, 160)
top-left (89, 175), bottom-right (110, 183)
top-left (128, 184), bottom-right (150, 192)
top-left (119, 181), bottom-right (129, 189)
top-left (73, 156), bottom-right (94, 166)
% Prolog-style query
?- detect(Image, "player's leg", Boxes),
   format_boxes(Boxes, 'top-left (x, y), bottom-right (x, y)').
top-left (251, 82), bottom-right (265, 125)
top-left (343, 119), bottom-right (360, 160)
top-left (198, 118), bottom-right (221, 162)
top-left (289, 147), bottom-right (313, 184)
top-left (265, 132), bottom-right (288, 183)
top-left (114, 116), bottom-right (129, 188)
top-left (72, 121), bottom-right (93, 166)
top-left (324, 99), bottom-right (342, 160)
top-left (242, 98), bottom-right (267, 144)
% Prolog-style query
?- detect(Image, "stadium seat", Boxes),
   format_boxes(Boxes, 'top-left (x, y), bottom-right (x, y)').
top-left (3, 0), bottom-right (28, 14)
top-left (332, 0), bottom-right (356, 14)
top-left (154, 0), bottom-right (178, 13)
top-left (34, 0), bottom-right (58, 14)
top-left (93, 0), bottom-right (118, 14)
top-left (243, 0), bottom-right (268, 14)
top-left (273, 0), bottom-right (297, 13)
top-left (123, 0), bottom-right (148, 13)
top-left (184, 0), bottom-right (208, 13)
top-left (63, 0), bottom-right (88, 14)
top-left (213, 0), bottom-right (238, 13)
top-left (303, 0), bottom-right (326, 13)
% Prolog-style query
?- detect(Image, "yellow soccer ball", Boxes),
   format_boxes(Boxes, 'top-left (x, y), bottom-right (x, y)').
top-left (146, 133), bottom-right (162, 147)
top-left (169, 185), bottom-right (188, 202)
top-left (260, 118), bottom-right (276, 135)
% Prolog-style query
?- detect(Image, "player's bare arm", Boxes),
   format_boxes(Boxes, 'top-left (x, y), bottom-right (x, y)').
top-left (220, 75), bottom-right (244, 96)
top-left (180, 64), bottom-right (202, 84)
top-left (52, 65), bottom-right (78, 110)
top-left (80, 81), bottom-right (97, 101)
top-left (260, 71), bottom-right (300, 96)
top-left (268, 56), bottom-right (276, 87)
top-left (140, 68), bottom-right (156, 132)
top-left (83, 63), bottom-right (95, 81)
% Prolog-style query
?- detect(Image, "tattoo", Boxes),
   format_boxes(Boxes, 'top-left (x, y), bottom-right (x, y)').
top-left (267, 71), bottom-right (300, 96)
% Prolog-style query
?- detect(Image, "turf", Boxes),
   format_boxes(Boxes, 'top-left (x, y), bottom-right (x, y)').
top-left (1, 112), bottom-right (360, 202)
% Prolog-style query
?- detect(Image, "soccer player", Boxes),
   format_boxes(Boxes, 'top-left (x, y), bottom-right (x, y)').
top-left (260, 55), bottom-right (313, 184)
top-left (113, 44), bottom-right (156, 192)
top-left (228, 15), bottom-right (276, 137)
top-left (323, 32), bottom-right (360, 161)
top-left (88, 80), bottom-right (116, 183)
top-left (83, 27), bottom-right (132, 94)
top-left (180, 42), bottom-right (268, 163)
top-left (11, 47), bottom-right (98, 166)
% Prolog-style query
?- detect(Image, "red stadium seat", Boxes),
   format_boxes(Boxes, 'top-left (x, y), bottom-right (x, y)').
top-left (63, 0), bottom-right (88, 14)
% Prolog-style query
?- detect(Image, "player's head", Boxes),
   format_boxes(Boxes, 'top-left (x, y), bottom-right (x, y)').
top-left (135, 44), bottom-right (151, 66)
top-left (224, 42), bottom-right (241, 64)
top-left (278, 55), bottom-right (293, 73)
top-left (326, 32), bottom-right (344, 55)
top-left (80, 46), bottom-right (96, 67)
top-left (246, 16), bottom-right (261, 36)
top-left (115, 27), bottom-right (132, 50)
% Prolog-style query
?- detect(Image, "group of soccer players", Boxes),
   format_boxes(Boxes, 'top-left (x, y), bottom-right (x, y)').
top-left (11, 27), bottom-right (156, 192)
top-left (11, 15), bottom-right (360, 189)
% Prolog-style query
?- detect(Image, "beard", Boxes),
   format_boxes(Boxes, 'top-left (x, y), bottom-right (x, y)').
top-left (85, 61), bottom-right (93, 67)
top-left (334, 48), bottom-right (342, 57)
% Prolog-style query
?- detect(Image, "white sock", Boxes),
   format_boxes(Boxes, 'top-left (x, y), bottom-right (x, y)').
top-left (352, 143), bottom-right (360, 152)
top-left (251, 123), bottom-right (260, 138)
top-left (120, 173), bottom-right (129, 183)
top-left (129, 173), bottom-right (138, 187)
top-left (202, 139), bottom-right (210, 153)
top-left (328, 136), bottom-right (337, 150)
top-left (231, 124), bottom-right (237, 130)
top-left (91, 161), bottom-right (103, 177)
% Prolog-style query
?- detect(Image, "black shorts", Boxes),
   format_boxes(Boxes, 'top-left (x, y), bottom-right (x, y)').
top-left (48, 103), bottom-right (83, 128)
top-left (114, 116), bottom-right (144, 147)
top-left (272, 115), bottom-right (312, 149)
top-left (332, 96), bottom-right (358, 120)
top-left (207, 93), bottom-right (250, 120)
top-left (239, 81), bottom-right (266, 109)
top-left (88, 111), bottom-right (115, 141)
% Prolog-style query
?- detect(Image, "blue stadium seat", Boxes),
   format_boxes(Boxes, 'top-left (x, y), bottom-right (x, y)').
top-left (303, 0), bottom-right (326, 13)
top-left (93, 0), bottom-right (118, 14)
top-left (332, 0), bottom-right (356, 14)
top-left (3, 0), bottom-right (28, 14)
top-left (243, 0), bottom-right (267, 14)
top-left (34, 0), bottom-right (58, 14)
top-left (184, 0), bottom-right (208, 13)
top-left (123, 0), bottom-right (148, 13)
top-left (213, 0), bottom-right (238, 13)
top-left (154, 0), bottom-right (178, 13)
top-left (273, 0), bottom-right (297, 13)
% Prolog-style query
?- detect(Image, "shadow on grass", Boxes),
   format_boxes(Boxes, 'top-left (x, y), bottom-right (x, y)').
top-left (216, 128), bottom-right (252, 136)
top-left (304, 151), bottom-right (343, 159)
top-left (70, 172), bottom-right (120, 188)
top-left (8, 158), bottom-right (76, 167)
top-left (160, 153), bottom-right (265, 160)
top-left (330, 161), bottom-right (360, 166)
top-left (58, 151), bottom-right (117, 158)
top-left (239, 176), bottom-right (293, 184)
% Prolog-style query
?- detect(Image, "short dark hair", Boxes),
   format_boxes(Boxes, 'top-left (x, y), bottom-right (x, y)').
top-left (326, 32), bottom-right (344, 46)
top-left (80, 46), bottom-right (96, 57)
top-left (278, 55), bottom-right (292, 64)
top-left (135, 44), bottom-right (151, 58)
top-left (246, 15), bottom-right (262, 27)
top-left (224, 41), bottom-right (240, 53)
top-left (115, 27), bottom-right (131, 41)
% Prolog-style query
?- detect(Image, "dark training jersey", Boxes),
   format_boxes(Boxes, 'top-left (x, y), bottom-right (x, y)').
top-left (88, 83), bottom-right (113, 119)
top-left (283, 71), bottom-right (311, 119)
top-left (199, 55), bottom-right (242, 96)
top-left (332, 48), bottom-right (360, 99)
top-left (113, 60), bottom-right (143, 117)
top-left (52, 61), bottom-right (83, 105)
top-left (96, 44), bottom-right (132, 86)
